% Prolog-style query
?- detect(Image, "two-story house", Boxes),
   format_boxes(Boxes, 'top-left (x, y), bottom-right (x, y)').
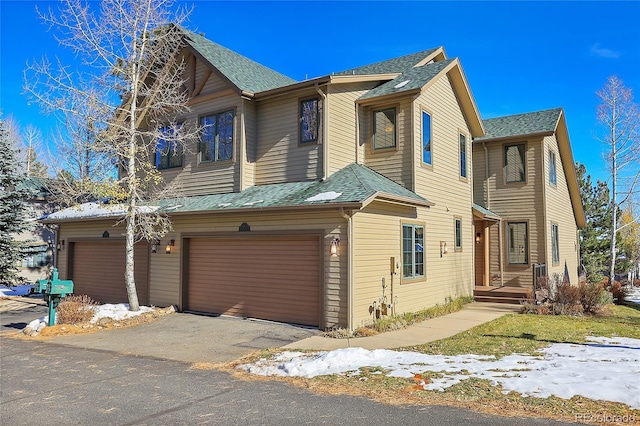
top-left (472, 109), bottom-right (586, 300)
top-left (44, 28), bottom-right (483, 330)
top-left (43, 27), bottom-right (582, 329)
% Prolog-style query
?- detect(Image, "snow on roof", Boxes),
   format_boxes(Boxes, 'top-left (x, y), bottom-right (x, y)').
top-left (305, 191), bottom-right (343, 202)
top-left (44, 202), bottom-right (158, 221)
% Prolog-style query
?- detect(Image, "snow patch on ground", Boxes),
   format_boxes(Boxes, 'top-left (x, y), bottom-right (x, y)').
top-left (239, 336), bottom-right (640, 409)
top-left (26, 303), bottom-right (154, 330)
top-left (625, 286), bottom-right (640, 305)
top-left (0, 284), bottom-right (35, 297)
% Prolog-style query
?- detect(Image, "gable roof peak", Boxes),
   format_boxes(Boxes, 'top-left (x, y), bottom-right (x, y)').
top-left (477, 107), bottom-right (564, 141)
top-left (333, 47), bottom-right (445, 77)
top-left (178, 25), bottom-right (297, 94)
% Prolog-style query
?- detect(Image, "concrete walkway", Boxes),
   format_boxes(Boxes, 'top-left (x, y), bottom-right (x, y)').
top-left (284, 302), bottom-right (520, 351)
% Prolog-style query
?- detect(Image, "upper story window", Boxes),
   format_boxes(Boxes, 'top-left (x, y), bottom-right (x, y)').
top-left (551, 223), bottom-right (560, 265)
top-left (300, 98), bottom-right (319, 143)
top-left (402, 224), bottom-right (425, 279)
top-left (155, 124), bottom-right (183, 170)
top-left (454, 217), bottom-right (463, 251)
top-left (200, 110), bottom-right (234, 163)
top-left (459, 134), bottom-right (467, 178)
top-left (373, 107), bottom-right (396, 150)
top-left (504, 143), bottom-right (525, 183)
top-left (549, 150), bottom-right (557, 186)
top-left (422, 111), bottom-right (432, 165)
top-left (507, 221), bottom-right (528, 264)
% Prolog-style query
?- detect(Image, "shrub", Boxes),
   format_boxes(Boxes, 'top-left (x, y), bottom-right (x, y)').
top-left (610, 281), bottom-right (628, 304)
top-left (520, 299), bottom-right (550, 315)
top-left (579, 281), bottom-right (607, 314)
top-left (552, 282), bottom-right (581, 316)
top-left (55, 294), bottom-right (98, 325)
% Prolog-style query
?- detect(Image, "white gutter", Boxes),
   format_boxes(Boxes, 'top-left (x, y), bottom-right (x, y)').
top-left (340, 207), bottom-right (354, 331)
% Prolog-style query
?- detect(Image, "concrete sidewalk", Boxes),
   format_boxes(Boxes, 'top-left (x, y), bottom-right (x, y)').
top-left (283, 302), bottom-right (520, 351)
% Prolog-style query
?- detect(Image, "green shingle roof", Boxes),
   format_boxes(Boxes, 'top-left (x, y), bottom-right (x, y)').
top-left (472, 203), bottom-right (501, 219)
top-left (358, 59), bottom-right (454, 100)
top-left (158, 163), bottom-right (431, 214)
top-left (334, 48), bottom-right (440, 76)
top-left (42, 164), bottom-right (430, 222)
top-left (182, 28), bottom-right (297, 93)
top-left (476, 108), bottom-right (562, 141)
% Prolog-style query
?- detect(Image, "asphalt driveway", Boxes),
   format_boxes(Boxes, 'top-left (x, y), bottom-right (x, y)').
top-left (0, 296), bottom-right (47, 333)
top-left (41, 312), bottom-right (320, 363)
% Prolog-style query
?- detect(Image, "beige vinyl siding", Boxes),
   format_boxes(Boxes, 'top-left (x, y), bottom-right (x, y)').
top-left (56, 210), bottom-right (348, 329)
top-left (255, 89), bottom-right (323, 184)
top-left (410, 74), bottom-right (475, 296)
top-left (482, 138), bottom-right (545, 288)
top-left (352, 201), bottom-right (472, 328)
top-left (472, 142), bottom-right (489, 207)
top-left (327, 82), bottom-right (379, 174)
top-left (362, 98), bottom-right (413, 189)
top-left (243, 99), bottom-right (257, 188)
top-left (158, 92), bottom-right (243, 197)
top-left (196, 61), bottom-right (229, 95)
top-left (543, 135), bottom-right (580, 283)
top-left (173, 210), bottom-right (346, 329)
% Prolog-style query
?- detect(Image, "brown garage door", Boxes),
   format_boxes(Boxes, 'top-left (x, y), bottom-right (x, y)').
top-left (69, 241), bottom-right (149, 305)
top-left (187, 235), bottom-right (320, 326)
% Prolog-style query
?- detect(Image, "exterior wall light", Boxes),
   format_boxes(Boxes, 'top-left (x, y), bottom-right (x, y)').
top-left (151, 240), bottom-right (159, 253)
top-left (330, 237), bottom-right (340, 257)
top-left (165, 239), bottom-right (175, 254)
top-left (56, 240), bottom-right (65, 251)
top-left (476, 233), bottom-right (481, 244)
top-left (440, 241), bottom-right (448, 257)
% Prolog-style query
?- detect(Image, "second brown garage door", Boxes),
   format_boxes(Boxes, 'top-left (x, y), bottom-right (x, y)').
top-left (187, 235), bottom-right (320, 326)
top-left (69, 240), bottom-right (149, 305)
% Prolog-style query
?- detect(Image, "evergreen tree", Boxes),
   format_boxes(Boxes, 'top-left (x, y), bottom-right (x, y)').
top-left (0, 117), bottom-right (36, 285)
top-left (576, 163), bottom-right (612, 283)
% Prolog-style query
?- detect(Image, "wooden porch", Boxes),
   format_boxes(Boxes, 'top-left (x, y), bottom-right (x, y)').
top-left (473, 285), bottom-right (532, 305)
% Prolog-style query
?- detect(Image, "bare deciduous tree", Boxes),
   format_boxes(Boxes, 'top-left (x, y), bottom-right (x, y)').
top-left (596, 76), bottom-right (640, 283)
top-left (24, 0), bottom-right (198, 310)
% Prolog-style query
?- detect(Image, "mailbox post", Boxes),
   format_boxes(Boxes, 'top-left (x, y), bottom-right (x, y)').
top-left (37, 268), bottom-right (74, 326)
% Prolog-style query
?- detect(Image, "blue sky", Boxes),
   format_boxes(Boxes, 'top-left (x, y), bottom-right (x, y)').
top-left (1, 1), bottom-right (639, 184)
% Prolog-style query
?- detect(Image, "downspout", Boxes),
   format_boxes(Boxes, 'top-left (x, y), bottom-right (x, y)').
top-left (499, 218), bottom-right (504, 287)
top-left (354, 102), bottom-right (360, 164)
top-left (340, 207), bottom-right (354, 331)
top-left (239, 101), bottom-right (246, 190)
top-left (316, 84), bottom-right (328, 180)
top-left (540, 139), bottom-right (549, 282)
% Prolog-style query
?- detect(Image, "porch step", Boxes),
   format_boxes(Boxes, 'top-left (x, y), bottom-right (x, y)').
top-left (474, 295), bottom-right (525, 305)
top-left (474, 286), bottom-right (532, 305)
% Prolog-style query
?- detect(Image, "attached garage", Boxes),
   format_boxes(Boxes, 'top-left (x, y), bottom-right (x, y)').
top-left (68, 240), bottom-right (150, 305)
top-left (185, 235), bottom-right (321, 326)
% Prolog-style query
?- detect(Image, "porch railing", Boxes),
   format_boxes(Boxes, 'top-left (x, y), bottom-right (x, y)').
top-left (533, 263), bottom-right (547, 293)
